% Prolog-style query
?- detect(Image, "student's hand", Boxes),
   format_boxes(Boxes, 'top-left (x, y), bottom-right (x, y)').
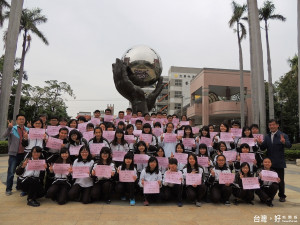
top-left (22, 159), bottom-right (29, 168)
top-left (27, 121), bottom-right (32, 128)
top-left (91, 170), bottom-right (96, 176)
top-left (61, 144), bottom-right (65, 148)
top-left (192, 184), bottom-right (197, 188)
top-left (170, 152), bottom-right (174, 158)
top-left (23, 131), bottom-right (28, 140)
top-left (225, 183), bottom-right (230, 186)
top-left (196, 137), bottom-right (200, 143)
top-left (158, 180), bottom-right (161, 186)
top-left (214, 136), bottom-right (218, 141)
top-left (44, 163), bottom-right (48, 169)
top-left (68, 166), bottom-right (73, 174)
top-left (237, 155), bottom-right (240, 161)
top-left (117, 168), bottom-right (120, 174)
top-left (258, 173), bottom-right (262, 179)
top-left (239, 172), bottom-right (243, 179)
top-left (141, 179), bottom-right (144, 186)
top-left (43, 134), bottom-right (47, 140)
top-left (208, 161), bottom-right (211, 166)
top-left (210, 169), bottom-right (215, 177)
top-left (192, 144), bottom-right (196, 148)
top-left (133, 175), bottom-right (137, 181)
top-left (257, 137), bottom-right (263, 145)
top-left (111, 171), bottom-right (115, 177)
top-left (280, 134), bottom-right (285, 144)
top-left (7, 120), bottom-right (13, 128)
top-left (177, 136), bottom-right (182, 140)
top-left (48, 163), bottom-right (54, 173)
top-left (217, 151), bottom-right (221, 155)
top-left (146, 143), bottom-right (149, 148)
top-left (277, 177), bottom-right (280, 183)
top-left (253, 159), bottom-right (257, 166)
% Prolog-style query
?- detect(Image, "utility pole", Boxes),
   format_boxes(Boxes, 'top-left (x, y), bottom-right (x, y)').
top-left (0, 0), bottom-right (24, 140)
top-left (298, 0), bottom-right (300, 141)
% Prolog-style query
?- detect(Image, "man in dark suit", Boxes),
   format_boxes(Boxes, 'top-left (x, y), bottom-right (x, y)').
top-left (258, 119), bottom-right (292, 202)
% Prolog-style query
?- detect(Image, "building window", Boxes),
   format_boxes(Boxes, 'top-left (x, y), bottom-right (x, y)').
top-left (175, 79), bottom-right (182, 86)
top-left (175, 91), bottom-right (182, 98)
top-left (175, 103), bottom-right (181, 110)
top-left (186, 81), bottom-right (188, 85)
top-left (188, 75), bottom-right (190, 78)
top-left (184, 75), bottom-right (186, 78)
top-left (180, 75), bottom-right (182, 78)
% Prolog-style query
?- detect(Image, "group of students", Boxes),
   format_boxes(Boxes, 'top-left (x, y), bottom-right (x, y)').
top-left (5, 108), bottom-right (284, 208)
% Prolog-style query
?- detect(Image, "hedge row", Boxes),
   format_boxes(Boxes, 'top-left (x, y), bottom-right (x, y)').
top-left (0, 141), bottom-right (300, 160)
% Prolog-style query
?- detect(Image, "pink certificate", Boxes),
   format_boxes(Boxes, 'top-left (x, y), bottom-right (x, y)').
top-left (164, 133), bottom-right (177, 143)
top-left (177, 130), bottom-right (184, 137)
top-left (153, 119), bottom-right (163, 125)
top-left (134, 154), bottom-right (149, 164)
top-left (124, 115), bottom-right (132, 121)
top-left (53, 163), bottom-right (70, 175)
top-left (164, 171), bottom-right (182, 184)
top-left (182, 138), bottom-right (195, 147)
top-left (152, 128), bottom-right (163, 137)
top-left (220, 132), bottom-right (233, 142)
top-left (72, 166), bottom-right (90, 178)
top-left (130, 118), bottom-right (138, 124)
top-left (242, 177), bottom-right (260, 189)
top-left (240, 153), bottom-right (255, 163)
top-left (27, 160), bottom-right (45, 171)
top-left (172, 118), bottom-right (179, 126)
top-left (90, 118), bottom-right (101, 126)
top-left (119, 170), bottom-right (135, 182)
top-left (261, 170), bottom-right (278, 182)
top-left (192, 127), bottom-right (200, 134)
top-left (197, 156), bottom-right (209, 167)
top-left (29, 128), bottom-right (45, 139)
top-left (144, 121), bottom-right (153, 127)
top-left (223, 151), bottom-right (237, 162)
top-left (240, 138), bottom-right (255, 146)
top-left (180, 121), bottom-right (190, 126)
top-left (124, 135), bottom-right (135, 144)
top-left (186, 173), bottom-right (202, 185)
top-left (89, 143), bottom-right (105, 155)
top-left (156, 157), bottom-right (169, 168)
top-left (94, 165), bottom-right (111, 178)
top-left (218, 173), bottom-right (235, 184)
top-left (103, 131), bottom-right (115, 142)
top-left (83, 131), bottom-right (94, 141)
top-left (115, 118), bottom-right (126, 125)
top-left (46, 137), bottom-right (63, 150)
top-left (200, 137), bottom-right (212, 147)
top-left (69, 145), bottom-right (83, 155)
top-left (104, 115), bottom-right (114, 122)
top-left (143, 181), bottom-right (160, 194)
top-left (140, 134), bottom-right (152, 144)
top-left (253, 134), bottom-right (264, 142)
top-left (133, 130), bottom-right (142, 137)
top-left (112, 151), bottom-right (126, 162)
top-left (174, 153), bottom-right (188, 164)
top-left (77, 122), bottom-right (88, 133)
top-left (230, 128), bottom-right (242, 137)
top-left (46, 126), bottom-right (60, 136)
top-left (210, 132), bottom-right (218, 139)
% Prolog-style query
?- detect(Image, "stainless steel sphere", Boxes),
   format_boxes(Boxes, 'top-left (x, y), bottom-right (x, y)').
top-left (121, 45), bottom-right (162, 87)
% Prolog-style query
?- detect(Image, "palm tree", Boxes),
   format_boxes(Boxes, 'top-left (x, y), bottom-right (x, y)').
top-left (229, 1), bottom-right (247, 127)
top-left (259, 0), bottom-right (286, 120)
top-left (0, 0), bottom-right (10, 28)
top-left (9, 8), bottom-right (49, 121)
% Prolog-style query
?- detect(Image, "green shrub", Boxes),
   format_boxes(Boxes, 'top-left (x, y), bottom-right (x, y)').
top-left (0, 141), bottom-right (8, 154)
top-left (289, 144), bottom-right (300, 151)
top-left (285, 150), bottom-right (300, 161)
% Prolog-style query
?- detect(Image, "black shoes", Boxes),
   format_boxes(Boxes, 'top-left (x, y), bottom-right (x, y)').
top-left (266, 199), bottom-right (273, 207)
top-left (279, 197), bottom-right (286, 202)
top-left (27, 199), bottom-right (40, 207)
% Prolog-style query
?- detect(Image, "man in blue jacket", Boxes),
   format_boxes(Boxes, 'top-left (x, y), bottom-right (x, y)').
top-left (3, 114), bottom-right (29, 196)
top-left (258, 119), bottom-right (292, 202)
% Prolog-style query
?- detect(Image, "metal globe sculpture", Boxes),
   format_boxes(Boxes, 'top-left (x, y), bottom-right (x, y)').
top-left (121, 45), bottom-right (162, 87)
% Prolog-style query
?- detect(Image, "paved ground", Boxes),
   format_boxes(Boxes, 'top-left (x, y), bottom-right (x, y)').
top-left (0, 155), bottom-right (299, 225)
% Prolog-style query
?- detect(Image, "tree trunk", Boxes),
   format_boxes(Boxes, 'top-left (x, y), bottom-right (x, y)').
top-left (298, 0), bottom-right (300, 141)
top-left (237, 23), bottom-right (245, 127)
top-left (247, 0), bottom-right (266, 134)
top-left (12, 33), bottom-right (27, 122)
top-left (265, 20), bottom-right (275, 120)
top-left (0, 0), bottom-right (24, 140)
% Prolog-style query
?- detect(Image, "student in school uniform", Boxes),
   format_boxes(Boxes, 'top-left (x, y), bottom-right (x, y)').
top-left (68, 129), bottom-right (88, 162)
top-left (207, 155), bottom-right (233, 205)
top-left (159, 123), bottom-right (179, 158)
top-left (68, 146), bottom-right (94, 204)
top-left (197, 144), bottom-right (213, 181)
top-left (16, 146), bottom-right (46, 207)
top-left (134, 141), bottom-right (148, 176)
top-left (179, 125), bottom-right (196, 154)
top-left (22, 118), bottom-right (47, 159)
top-left (232, 162), bottom-right (255, 205)
top-left (213, 123), bottom-right (235, 151)
top-left (110, 128), bottom-right (130, 152)
top-left (162, 158), bottom-right (184, 207)
top-left (115, 152), bottom-right (138, 206)
top-left (198, 126), bottom-right (213, 156)
top-left (183, 153), bottom-right (206, 207)
top-left (139, 156), bottom-right (162, 206)
top-left (68, 119), bottom-right (78, 129)
top-left (255, 158), bottom-right (280, 207)
top-left (125, 124), bottom-right (136, 152)
top-left (88, 127), bottom-right (110, 160)
top-left (236, 126), bottom-right (258, 153)
top-left (46, 147), bottom-right (72, 205)
top-left (155, 147), bottom-right (168, 175)
top-left (137, 123), bottom-right (158, 156)
top-left (234, 143), bottom-right (259, 174)
top-left (212, 141), bottom-right (234, 171)
top-left (171, 143), bottom-right (186, 171)
top-left (91, 147), bottom-right (116, 204)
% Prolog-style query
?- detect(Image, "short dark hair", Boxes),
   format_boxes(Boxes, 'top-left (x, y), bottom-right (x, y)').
top-left (105, 108), bottom-right (112, 113)
top-left (126, 108), bottom-right (132, 112)
top-left (94, 109), bottom-right (100, 113)
top-left (77, 116), bottom-right (87, 122)
top-left (250, 124), bottom-right (259, 130)
top-left (16, 114), bottom-right (25, 120)
top-left (268, 119), bottom-right (279, 124)
top-left (168, 157), bottom-right (178, 165)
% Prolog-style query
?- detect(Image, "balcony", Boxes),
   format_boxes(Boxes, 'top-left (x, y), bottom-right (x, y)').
top-left (187, 103), bottom-right (202, 117)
